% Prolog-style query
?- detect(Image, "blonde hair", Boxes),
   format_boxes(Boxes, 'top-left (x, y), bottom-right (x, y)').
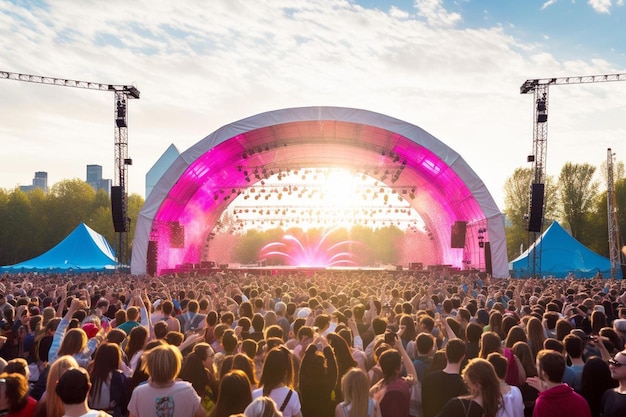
top-left (45, 355), bottom-right (80, 417)
top-left (57, 328), bottom-right (87, 356)
top-left (244, 396), bottom-right (283, 417)
top-left (341, 368), bottom-right (369, 417)
top-left (142, 344), bottom-right (182, 385)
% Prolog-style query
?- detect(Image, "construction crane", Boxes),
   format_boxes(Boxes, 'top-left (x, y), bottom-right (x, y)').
top-left (607, 148), bottom-right (622, 279)
top-left (0, 70), bottom-right (140, 268)
top-left (520, 72), bottom-right (626, 277)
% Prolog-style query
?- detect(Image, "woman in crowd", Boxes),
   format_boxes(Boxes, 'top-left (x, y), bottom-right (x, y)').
top-left (524, 317), bottom-right (545, 361)
top-left (328, 332), bottom-right (357, 404)
top-left (88, 342), bottom-right (129, 417)
top-left (487, 353), bottom-right (524, 417)
top-left (209, 370), bottom-right (253, 417)
top-left (0, 372), bottom-right (37, 417)
top-left (34, 355), bottom-right (79, 417)
top-left (479, 332), bottom-right (525, 387)
top-left (336, 367), bottom-right (380, 417)
top-left (127, 344), bottom-right (205, 417)
top-left (124, 326), bottom-right (148, 373)
top-left (244, 396), bottom-right (282, 417)
top-left (232, 353), bottom-right (258, 390)
top-left (436, 358), bottom-right (502, 417)
top-left (511, 342), bottom-right (539, 417)
top-left (299, 338), bottom-right (338, 417)
top-left (180, 343), bottom-right (219, 414)
top-left (253, 346), bottom-right (302, 417)
top-left (577, 356), bottom-right (617, 417)
top-left (48, 298), bottom-right (102, 368)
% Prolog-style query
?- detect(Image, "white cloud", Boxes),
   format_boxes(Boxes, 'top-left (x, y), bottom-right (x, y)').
top-left (588, 0), bottom-right (614, 13)
top-left (541, 0), bottom-right (558, 10)
top-left (0, 0), bottom-right (624, 210)
top-left (414, 0), bottom-right (462, 27)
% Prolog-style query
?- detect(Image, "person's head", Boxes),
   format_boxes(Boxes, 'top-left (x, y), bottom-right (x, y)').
top-left (466, 321), bottom-right (483, 344)
top-left (341, 368), bottom-right (369, 415)
top-left (179, 343), bottom-right (215, 398)
top-left (55, 368), bottom-right (90, 405)
top-left (486, 352), bottom-right (508, 380)
top-left (164, 331), bottom-right (184, 347)
top-left (241, 339), bottom-right (259, 360)
top-left (504, 325), bottom-right (527, 348)
top-left (536, 349), bottom-right (565, 383)
top-left (213, 370), bottom-right (253, 417)
top-left (445, 338), bottom-right (467, 364)
top-left (153, 321), bottom-right (168, 339)
top-left (58, 328), bottom-right (88, 356)
top-left (512, 341), bottom-right (538, 377)
top-left (379, 349), bottom-right (402, 382)
top-left (105, 328), bottom-right (127, 345)
top-left (0, 372), bottom-right (30, 413)
top-left (609, 349), bottom-right (626, 381)
top-left (232, 353), bottom-right (257, 387)
top-left (143, 344), bottom-right (182, 385)
top-left (126, 306), bottom-right (139, 322)
top-left (555, 318), bottom-right (573, 341)
top-left (45, 355), bottom-right (80, 417)
top-left (416, 333), bottom-right (435, 356)
top-left (479, 331), bottom-right (502, 358)
top-left (244, 396), bottom-right (282, 417)
top-left (187, 300), bottom-right (199, 313)
top-left (221, 329), bottom-right (238, 354)
top-left (114, 309), bottom-right (127, 325)
top-left (162, 300), bottom-right (174, 316)
top-left (563, 334), bottom-right (583, 360)
top-left (4, 358), bottom-right (28, 380)
top-left (92, 343), bottom-right (123, 379)
top-left (125, 325), bottom-right (149, 357)
top-left (259, 346), bottom-right (294, 396)
top-left (461, 358), bottom-right (501, 417)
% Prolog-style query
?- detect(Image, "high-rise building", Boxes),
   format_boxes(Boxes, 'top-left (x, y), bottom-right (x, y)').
top-left (86, 164), bottom-right (112, 196)
top-left (20, 171), bottom-right (48, 193)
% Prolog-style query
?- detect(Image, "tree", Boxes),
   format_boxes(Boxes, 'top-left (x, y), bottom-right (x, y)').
top-left (503, 167), bottom-right (557, 260)
top-left (557, 163), bottom-right (598, 241)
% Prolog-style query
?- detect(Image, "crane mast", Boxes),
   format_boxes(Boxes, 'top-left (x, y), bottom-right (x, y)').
top-left (1, 70), bottom-right (140, 268)
top-left (520, 72), bottom-right (626, 278)
top-left (607, 148), bottom-right (621, 279)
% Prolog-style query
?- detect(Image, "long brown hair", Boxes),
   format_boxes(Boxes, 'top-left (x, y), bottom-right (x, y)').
top-left (462, 358), bottom-right (502, 417)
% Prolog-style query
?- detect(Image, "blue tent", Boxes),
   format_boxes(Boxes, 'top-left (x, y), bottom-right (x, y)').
top-left (0, 223), bottom-right (116, 273)
top-left (510, 221), bottom-right (621, 278)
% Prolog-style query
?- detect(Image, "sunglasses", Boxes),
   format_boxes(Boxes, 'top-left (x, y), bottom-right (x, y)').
top-left (608, 358), bottom-right (626, 368)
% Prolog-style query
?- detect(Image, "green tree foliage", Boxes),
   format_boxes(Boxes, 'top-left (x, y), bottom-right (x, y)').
top-left (0, 183), bottom-right (144, 266)
top-left (585, 178), bottom-right (626, 257)
top-left (557, 163), bottom-right (598, 241)
top-left (502, 168), bottom-right (557, 260)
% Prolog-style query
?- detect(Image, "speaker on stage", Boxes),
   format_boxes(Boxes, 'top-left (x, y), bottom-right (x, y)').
top-left (111, 186), bottom-right (128, 232)
top-left (451, 221), bottom-right (467, 248)
top-left (484, 242), bottom-right (492, 276)
top-left (527, 183), bottom-right (544, 233)
top-left (147, 240), bottom-right (158, 276)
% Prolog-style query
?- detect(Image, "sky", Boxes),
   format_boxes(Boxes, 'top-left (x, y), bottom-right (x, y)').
top-left (2, 0), bottom-right (626, 211)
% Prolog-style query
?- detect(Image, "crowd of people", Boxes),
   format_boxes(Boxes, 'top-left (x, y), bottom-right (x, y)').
top-left (0, 270), bottom-right (625, 417)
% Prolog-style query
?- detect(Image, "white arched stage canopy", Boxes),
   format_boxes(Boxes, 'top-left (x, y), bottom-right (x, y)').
top-left (131, 106), bottom-right (508, 277)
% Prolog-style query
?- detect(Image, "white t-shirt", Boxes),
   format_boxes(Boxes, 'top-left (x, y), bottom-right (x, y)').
top-left (252, 386), bottom-right (301, 417)
top-left (497, 385), bottom-right (524, 417)
top-left (64, 411), bottom-right (111, 417)
top-left (128, 380), bottom-right (201, 417)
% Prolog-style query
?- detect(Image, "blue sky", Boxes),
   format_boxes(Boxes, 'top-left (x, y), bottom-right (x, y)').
top-left (1, 0), bottom-right (626, 210)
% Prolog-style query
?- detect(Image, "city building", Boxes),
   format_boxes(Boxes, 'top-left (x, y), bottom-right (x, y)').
top-left (86, 164), bottom-right (112, 196)
top-left (20, 171), bottom-right (48, 193)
